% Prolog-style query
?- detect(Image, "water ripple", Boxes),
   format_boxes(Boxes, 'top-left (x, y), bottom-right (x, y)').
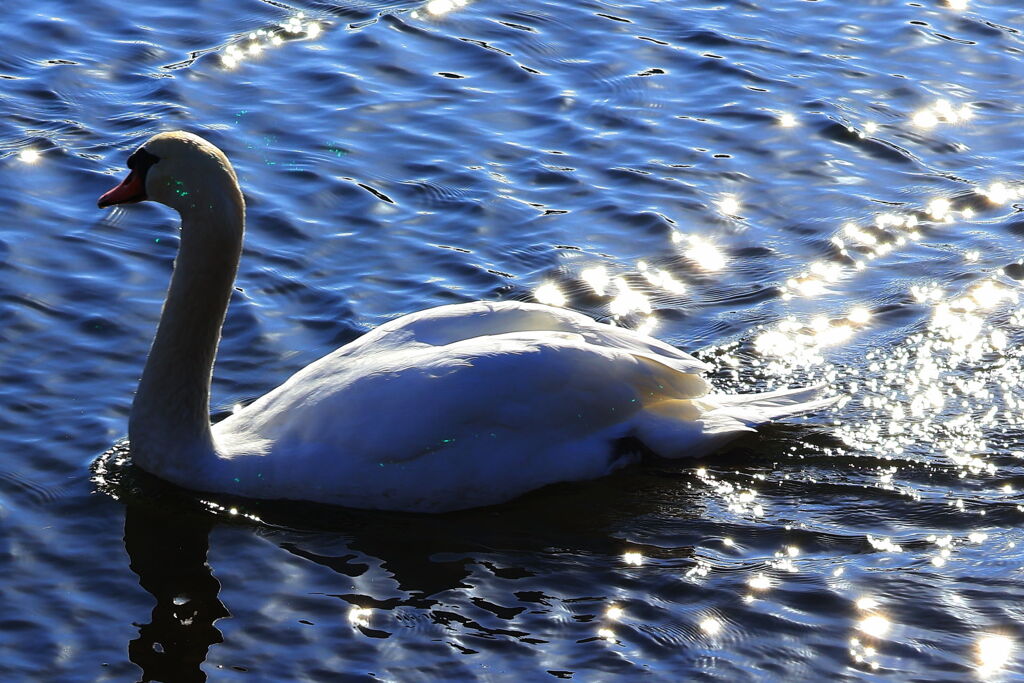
top-left (5, 0), bottom-right (1024, 678)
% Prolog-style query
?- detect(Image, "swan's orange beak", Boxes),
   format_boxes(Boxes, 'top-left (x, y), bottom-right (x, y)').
top-left (97, 171), bottom-right (147, 209)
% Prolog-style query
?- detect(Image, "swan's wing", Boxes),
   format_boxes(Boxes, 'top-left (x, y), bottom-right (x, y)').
top-left (214, 328), bottom-right (716, 510)
top-left (340, 301), bottom-right (711, 376)
top-left (211, 304), bottom-right (719, 510)
top-left (217, 329), bottom-right (709, 465)
top-left (211, 328), bottom-right (831, 511)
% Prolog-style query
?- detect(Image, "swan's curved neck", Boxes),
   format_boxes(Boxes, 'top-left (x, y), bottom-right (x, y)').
top-left (130, 186), bottom-right (244, 480)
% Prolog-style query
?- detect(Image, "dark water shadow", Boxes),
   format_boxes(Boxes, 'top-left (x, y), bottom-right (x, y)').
top-left (123, 503), bottom-right (228, 683)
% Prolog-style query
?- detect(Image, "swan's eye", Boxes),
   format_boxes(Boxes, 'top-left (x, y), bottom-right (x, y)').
top-left (127, 148), bottom-right (160, 172)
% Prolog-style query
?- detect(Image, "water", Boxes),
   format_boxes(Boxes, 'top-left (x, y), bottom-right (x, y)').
top-left (2, 0), bottom-right (1024, 679)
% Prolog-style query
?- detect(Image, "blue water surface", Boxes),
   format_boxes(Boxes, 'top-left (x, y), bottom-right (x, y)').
top-left (3, 0), bottom-right (1024, 679)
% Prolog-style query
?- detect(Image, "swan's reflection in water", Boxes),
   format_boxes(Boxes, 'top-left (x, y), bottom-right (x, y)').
top-left (124, 505), bottom-right (227, 683)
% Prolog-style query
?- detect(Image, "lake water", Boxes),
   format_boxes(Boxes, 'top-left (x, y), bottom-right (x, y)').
top-left (3, 0), bottom-right (1024, 679)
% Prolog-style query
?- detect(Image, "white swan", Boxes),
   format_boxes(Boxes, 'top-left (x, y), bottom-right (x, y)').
top-left (98, 131), bottom-right (831, 512)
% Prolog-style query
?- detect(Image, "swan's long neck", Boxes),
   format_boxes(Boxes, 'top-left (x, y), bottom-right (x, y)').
top-left (130, 184), bottom-right (244, 481)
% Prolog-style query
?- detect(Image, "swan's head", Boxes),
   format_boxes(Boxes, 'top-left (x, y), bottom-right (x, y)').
top-left (98, 131), bottom-right (239, 214)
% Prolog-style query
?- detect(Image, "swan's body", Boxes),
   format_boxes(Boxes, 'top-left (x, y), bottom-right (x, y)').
top-left (99, 132), bottom-right (832, 512)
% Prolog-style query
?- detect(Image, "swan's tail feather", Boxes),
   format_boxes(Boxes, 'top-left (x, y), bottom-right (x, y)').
top-left (709, 383), bottom-right (839, 425)
top-left (632, 384), bottom-right (837, 460)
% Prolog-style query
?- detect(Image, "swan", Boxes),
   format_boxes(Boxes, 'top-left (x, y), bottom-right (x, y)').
top-left (97, 131), bottom-right (832, 513)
